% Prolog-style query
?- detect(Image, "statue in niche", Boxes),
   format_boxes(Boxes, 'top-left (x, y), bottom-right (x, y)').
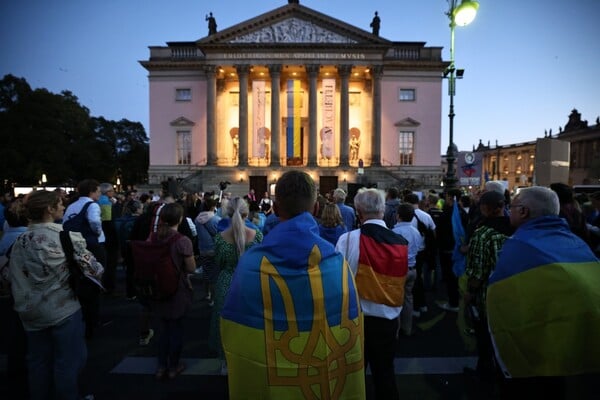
top-left (230, 128), bottom-right (239, 161)
top-left (350, 127), bottom-right (361, 162)
top-left (206, 12), bottom-right (217, 35)
top-left (320, 127), bottom-right (334, 159)
top-left (257, 127), bottom-right (271, 162)
top-left (370, 11), bottom-right (380, 36)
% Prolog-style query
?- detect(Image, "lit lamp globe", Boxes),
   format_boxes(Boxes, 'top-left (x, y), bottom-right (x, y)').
top-left (453, 0), bottom-right (479, 26)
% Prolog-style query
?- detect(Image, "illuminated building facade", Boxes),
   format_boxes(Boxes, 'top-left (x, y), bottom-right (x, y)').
top-left (141, 2), bottom-right (448, 196)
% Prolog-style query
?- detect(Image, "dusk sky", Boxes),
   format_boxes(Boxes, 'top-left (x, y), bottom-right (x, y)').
top-left (1, 0), bottom-right (599, 153)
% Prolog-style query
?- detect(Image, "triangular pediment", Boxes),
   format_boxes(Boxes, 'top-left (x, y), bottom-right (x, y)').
top-left (394, 118), bottom-right (421, 127)
top-left (170, 117), bottom-right (195, 127)
top-left (230, 17), bottom-right (357, 44)
top-left (198, 3), bottom-right (390, 46)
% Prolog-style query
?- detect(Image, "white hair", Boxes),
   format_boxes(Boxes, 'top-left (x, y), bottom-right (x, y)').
top-left (517, 186), bottom-right (560, 218)
top-left (484, 181), bottom-right (505, 195)
top-left (354, 188), bottom-right (385, 217)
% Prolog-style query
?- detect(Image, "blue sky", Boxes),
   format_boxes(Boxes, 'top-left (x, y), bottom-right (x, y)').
top-left (1, 0), bottom-right (599, 153)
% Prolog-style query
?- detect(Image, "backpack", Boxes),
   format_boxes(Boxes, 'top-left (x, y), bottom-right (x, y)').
top-left (63, 201), bottom-right (98, 247)
top-left (131, 232), bottom-right (183, 301)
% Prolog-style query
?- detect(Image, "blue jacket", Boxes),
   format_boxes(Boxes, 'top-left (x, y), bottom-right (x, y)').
top-left (195, 211), bottom-right (221, 253)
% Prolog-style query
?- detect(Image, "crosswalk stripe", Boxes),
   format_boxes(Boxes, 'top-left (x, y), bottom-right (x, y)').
top-left (109, 356), bottom-right (478, 376)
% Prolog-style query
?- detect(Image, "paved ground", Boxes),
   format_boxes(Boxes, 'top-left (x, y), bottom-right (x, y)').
top-left (0, 268), bottom-right (595, 399)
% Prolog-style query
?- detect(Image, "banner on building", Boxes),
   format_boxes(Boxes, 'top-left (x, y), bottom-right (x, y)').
top-left (252, 81), bottom-right (267, 158)
top-left (321, 78), bottom-right (336, 159)
top-left (457, 151), bottom-right (481, 186)
top-left (286, 80), bottom-right (302, 161)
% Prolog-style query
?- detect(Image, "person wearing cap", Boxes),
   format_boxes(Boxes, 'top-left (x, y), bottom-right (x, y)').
top-left (332, 188), bottom-right (356, 231)
top-left (463, 190), bottom-right (514, 381)
top-left (383, 187), bottom-right (401, 229)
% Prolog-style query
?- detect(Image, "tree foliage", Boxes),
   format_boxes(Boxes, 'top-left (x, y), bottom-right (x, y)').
top-left (0, 74), bottom-right (148, 188)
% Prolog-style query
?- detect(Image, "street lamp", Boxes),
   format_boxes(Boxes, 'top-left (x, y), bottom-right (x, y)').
top-left (443, 0), bottom-right (479, 189)
top-left (41, 173), bottom-right (47, 189)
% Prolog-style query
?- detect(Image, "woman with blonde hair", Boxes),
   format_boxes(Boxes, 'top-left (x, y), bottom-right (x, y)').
top-left (318, 202), bottom-right (348, 246)
top-left (209, 197), bottom-right (263, 374)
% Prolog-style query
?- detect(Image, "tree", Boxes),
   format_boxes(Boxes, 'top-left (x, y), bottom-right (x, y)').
top-left (0, 74), bottom-right (149, 187)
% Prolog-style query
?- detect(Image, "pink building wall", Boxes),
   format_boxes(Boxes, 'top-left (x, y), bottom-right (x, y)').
top-left (380, 76), bottom-right (443, 166)
top-left (149, 77), bottom-right (207, 166)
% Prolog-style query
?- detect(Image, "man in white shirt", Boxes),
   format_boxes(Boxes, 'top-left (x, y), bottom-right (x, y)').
top-left (63, 179), bottom-right (105, 263)
top-left (336, 188), bottom-right (408, 400)
top-left (393, 203), bottom-right (424, 336)
top-left (63, 178), bottom-right (105, 339)
top-left (404, 193), bottom-right (436, 315)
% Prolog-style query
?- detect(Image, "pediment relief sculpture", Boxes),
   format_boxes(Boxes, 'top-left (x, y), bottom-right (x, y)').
top-left (229, 18), bottom-right (357, 44)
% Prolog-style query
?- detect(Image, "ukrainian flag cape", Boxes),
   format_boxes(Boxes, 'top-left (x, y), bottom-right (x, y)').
top-left (221, 212), bottom-right (365, 399)
top-left (487, 216), bottom-right (600, 378)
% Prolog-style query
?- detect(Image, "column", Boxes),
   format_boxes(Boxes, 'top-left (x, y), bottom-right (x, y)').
top-left (269, 65), bottom-right (281, 167)
top-left (307, 64), bottom-right (319, 167)
top-left (204, 66), bottom-right (217, 166)
top-left (339, 65), bottom-right (352, 167)
top-left (371, 65), bottom-right (383, 167)
top-left (236, 65), bottom-right (250, 167)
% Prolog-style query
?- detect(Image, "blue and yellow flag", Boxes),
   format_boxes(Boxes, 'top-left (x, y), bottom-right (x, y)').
top-left (221, 212), bottom-right (364, 399)
top-left (286, 79), bottom-right (302, 159)
top-left (451, 199), bottom-right (466, 277)
top-left (487, 216), bottom-right (600, 378)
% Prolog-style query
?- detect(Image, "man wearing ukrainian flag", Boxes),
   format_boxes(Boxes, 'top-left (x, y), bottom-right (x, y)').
top-left (221, 170), bottom-right (365, 399)
top-left (487, 186), bottom-right (600, 397)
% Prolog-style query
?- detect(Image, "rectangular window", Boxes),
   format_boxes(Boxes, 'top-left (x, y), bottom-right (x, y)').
top-left (398, 88), bottom-right (415, 102)
top-left (176, 130), bottom-right (191, 165)
top-left (175, 88), bottom-right (192, 101)
top-left (399, 131), bottom-right (414, 165)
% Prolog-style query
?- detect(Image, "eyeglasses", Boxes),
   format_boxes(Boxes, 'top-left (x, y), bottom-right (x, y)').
top-left (509, 204), bottom-right (527, 213)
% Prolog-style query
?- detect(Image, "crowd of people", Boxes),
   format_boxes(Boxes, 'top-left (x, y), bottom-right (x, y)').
top-left (1, 176), bottom-right (599, 399)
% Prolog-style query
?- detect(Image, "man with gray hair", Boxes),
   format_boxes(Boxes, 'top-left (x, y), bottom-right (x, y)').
top-left (484, 180), bottom-right (505, 195)
top-left (333, 188), bottom-right (356, 231)
top-left (336, 188), bottom-right (408, 400)
top-left (487, 186), bottom-right (600, 397)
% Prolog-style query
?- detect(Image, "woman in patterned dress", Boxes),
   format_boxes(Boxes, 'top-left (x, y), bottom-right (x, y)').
top-left (209, 197), bottom-right (263, 374)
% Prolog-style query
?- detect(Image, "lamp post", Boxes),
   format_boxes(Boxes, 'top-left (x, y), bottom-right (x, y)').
top-left (41, 173), bottom-right (47, 190)
top-left (443, 0), bottom-right (479, 189)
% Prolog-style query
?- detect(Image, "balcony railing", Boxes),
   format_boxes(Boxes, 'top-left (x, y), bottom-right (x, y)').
top-left (148, 43), bottom-right (442, 62)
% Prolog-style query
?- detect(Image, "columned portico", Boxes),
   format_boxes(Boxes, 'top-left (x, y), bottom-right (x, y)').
top-left (143, 2), bottom-right (447, 193)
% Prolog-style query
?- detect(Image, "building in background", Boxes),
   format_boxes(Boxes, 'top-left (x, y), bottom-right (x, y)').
top-left (140, 1), bottom-right (448, 197)
top-left (557, 109), bottom-right (600, 185)
top-left (470, 109), bottom-right (600, 192)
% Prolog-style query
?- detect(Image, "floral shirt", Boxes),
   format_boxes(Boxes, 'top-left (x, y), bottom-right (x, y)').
top-left (9, 222), bottom-right (104, 331)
